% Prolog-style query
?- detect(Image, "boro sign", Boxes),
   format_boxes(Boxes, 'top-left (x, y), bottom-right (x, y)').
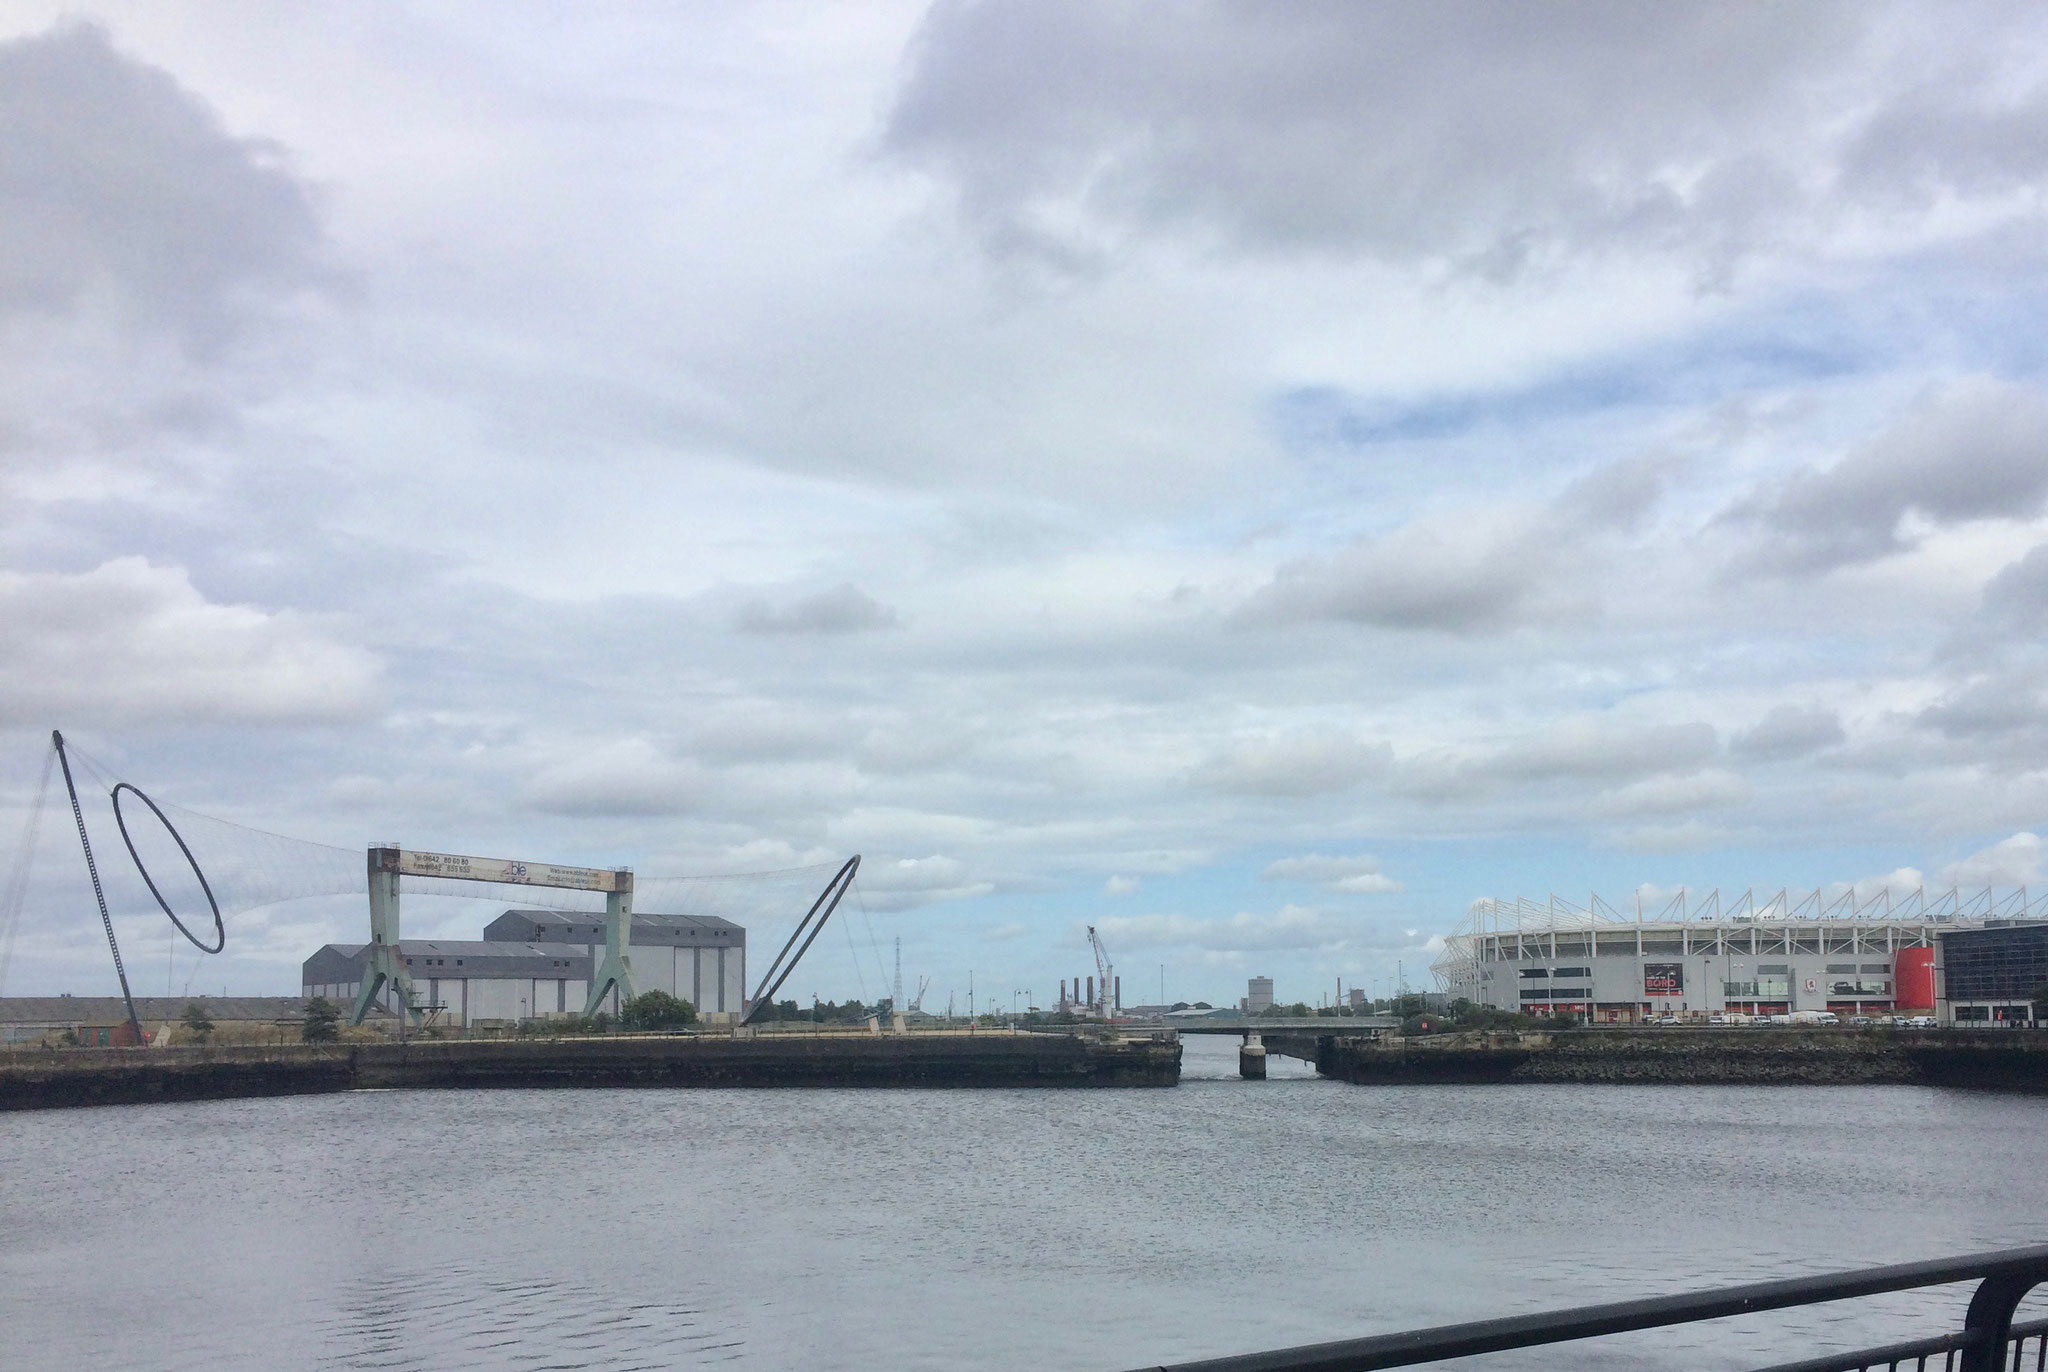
top-left (1643, 962), bottom-right (1684, 997)
top-left (392, 848), bottom-right (629, 892)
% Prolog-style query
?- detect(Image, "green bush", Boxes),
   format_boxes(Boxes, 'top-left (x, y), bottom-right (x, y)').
top-left (621, 990), bottom-right (697, 1031)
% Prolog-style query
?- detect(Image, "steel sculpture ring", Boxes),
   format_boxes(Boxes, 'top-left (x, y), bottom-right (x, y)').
top-left (111, 781), bottom-right (226, 954)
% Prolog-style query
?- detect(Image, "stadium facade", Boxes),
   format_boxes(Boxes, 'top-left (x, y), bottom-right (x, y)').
top-left (1432, 888), bottom-right (2045, 1023)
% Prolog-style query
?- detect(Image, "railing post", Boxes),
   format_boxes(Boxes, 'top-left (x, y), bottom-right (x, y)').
top-left (1961, 1273), bottom-right (2038, 1372)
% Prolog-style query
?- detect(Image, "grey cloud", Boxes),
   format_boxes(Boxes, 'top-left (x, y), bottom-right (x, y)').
top-left (687, 701), bottom-right (849, 764)
top-left (1916, 674), bottom-right (2048, 741)
top-left (1721, 378), bottom-right (2048, 574)
top-left (1588, 768), bottom-right (1749, 818)
top-left (1839, 60), bottom-right (2048, 207)
top-left (1488, 720), bottom-right (1716, 782)
top-left (856, 726), bottom-right (971, 776)
top-left (1262, 853), bottom-right (1401, 894)
top-left (1239, 519), bottom-right (1539, 633)
top-left (1400, 719), bottom-right (1718, 801)
top-left (853, 854), bottom-right (994, 911)
top-left (884, 1), bottom-right (2042, 273)
top-left (1555, 453), bottom-right (1687, 531)
top-left (1606, 819), bottom-right (1742, 854)
top-left (1981, 543), bottom-right (2048, 631)
top-left (1238, 455), bottom-right (1674, 635)
top-left (521, 738), bottom-right (705, 817)
top-left (1196, 731), bottom-right (1391, 797)
top-left (733, 583), bottom-right (902, 635)
top-left (1732, 704), bottom-right (1846, 760)
top-left (0, 22), bottom-right (322, 350)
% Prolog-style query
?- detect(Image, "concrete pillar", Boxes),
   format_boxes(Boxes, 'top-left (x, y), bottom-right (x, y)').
top-left (1239, 1031), bottom-right (1267, 1080)
top-left (584, 881), bottom-right (637, 1017)
top-left (351, 847), bottom-right (420, 1027)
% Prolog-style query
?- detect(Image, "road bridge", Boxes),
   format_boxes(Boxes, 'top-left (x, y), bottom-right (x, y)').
top-left (1150, 1016), bottom-right (1396, 1078)
top-left (1167, 1016), bottom-right (1395, 1034)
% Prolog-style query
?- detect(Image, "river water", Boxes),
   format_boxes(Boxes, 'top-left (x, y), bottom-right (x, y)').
top-left (3, 1035), bottom-right (2045, 1372)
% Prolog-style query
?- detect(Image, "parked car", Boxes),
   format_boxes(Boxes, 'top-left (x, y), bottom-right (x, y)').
top-left (1906, 1016), bottom-right (1938, 1029)
top-left (1849, 1015), bottom-right (1875, 1026)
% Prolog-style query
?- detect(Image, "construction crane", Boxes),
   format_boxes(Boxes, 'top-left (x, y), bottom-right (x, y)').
top-left (909, 975), bottom-right (931, 1013)
top-left (1087, 925), bottom-right (1115, 1020)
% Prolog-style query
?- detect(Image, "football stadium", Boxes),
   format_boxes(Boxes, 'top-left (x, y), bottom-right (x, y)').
top-left (1431, 887), bottom-right (2046, 1023)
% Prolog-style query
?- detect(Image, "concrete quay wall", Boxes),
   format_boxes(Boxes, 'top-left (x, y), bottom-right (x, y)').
top-left (1322, 1029), bottom-right (2048, 1091)
top-left (0, 1031), bottom-right (1181, 1111)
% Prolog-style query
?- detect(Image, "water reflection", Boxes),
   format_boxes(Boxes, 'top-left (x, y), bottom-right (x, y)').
top-left (314, 1268), bottom-right (742, 1370)
top-left (2, 1040), bottom-right (2043, 1372)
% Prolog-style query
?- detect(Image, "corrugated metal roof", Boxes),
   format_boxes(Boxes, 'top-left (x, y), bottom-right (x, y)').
top-left (302, 941), bottom-right (594, 981)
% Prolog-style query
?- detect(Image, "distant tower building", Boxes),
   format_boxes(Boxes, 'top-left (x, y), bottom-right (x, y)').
top-left (1246, 976), bottom-right (1275, 1013)
top-left (1347, 986), bottom-right (1366, 1010)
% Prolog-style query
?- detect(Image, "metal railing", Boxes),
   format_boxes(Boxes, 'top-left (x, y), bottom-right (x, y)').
top-left (1121, 1246), bottom-right (2048, 1372)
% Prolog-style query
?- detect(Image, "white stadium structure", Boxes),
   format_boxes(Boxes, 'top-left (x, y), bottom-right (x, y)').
top-left (1432, 886), bottom-right (2046, 1023)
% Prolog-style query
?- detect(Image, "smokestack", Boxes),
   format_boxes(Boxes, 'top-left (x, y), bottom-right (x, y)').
top-left (1115, 976), bottom-right (1120, 1009)
top-left (1087, 975), bottom-right (1095, 1007)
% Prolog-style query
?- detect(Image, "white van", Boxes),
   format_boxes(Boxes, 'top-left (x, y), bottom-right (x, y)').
top-left (1787, 1010), bottom-right (1839, 1026)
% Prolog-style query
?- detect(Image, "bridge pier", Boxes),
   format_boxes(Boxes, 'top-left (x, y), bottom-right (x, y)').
top-left (1239, 1031), bottom-right (1267, 1080)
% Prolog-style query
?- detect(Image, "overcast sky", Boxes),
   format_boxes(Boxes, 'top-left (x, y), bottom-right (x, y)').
top-left (3, 1), bottom-right (2047, 1009)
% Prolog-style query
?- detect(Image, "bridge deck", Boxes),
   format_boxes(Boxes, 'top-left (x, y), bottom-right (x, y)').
top-left (1165, 1017), bottom-right (1394, 1034)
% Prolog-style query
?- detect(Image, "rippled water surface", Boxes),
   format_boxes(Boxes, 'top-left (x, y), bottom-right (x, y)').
top-left (3, 1035), bottom-right (2045, 1372)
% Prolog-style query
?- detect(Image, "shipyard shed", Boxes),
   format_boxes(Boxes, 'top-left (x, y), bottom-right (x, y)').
top-left (484, 909), bottom-right (746, 1018)
top-left (302, 941), bottom-right (591, 1026)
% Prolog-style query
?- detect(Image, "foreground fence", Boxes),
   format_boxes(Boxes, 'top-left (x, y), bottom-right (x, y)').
top-left (1122, 1246), bottom-right (2048, 1372)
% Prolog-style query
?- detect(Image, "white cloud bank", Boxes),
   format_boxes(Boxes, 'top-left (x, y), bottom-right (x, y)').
top-left (0, 558), bottom-right (378, 727)
top-left (1940, 833), bottom-right (2042, 889)
top-left (6, 7), bottom-right (2048, 1003)
top-left (1262, 853), bottom-right (1402, 894)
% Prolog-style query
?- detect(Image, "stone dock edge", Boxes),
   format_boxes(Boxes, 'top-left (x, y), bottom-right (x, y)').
top-left (1319, 1028), bottom-right (2048, 1091)
top-left (0, 1032), bottom-right (1183, 1111)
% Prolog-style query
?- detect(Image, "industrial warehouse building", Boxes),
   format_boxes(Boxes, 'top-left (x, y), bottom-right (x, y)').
top-left (302, 908), bottom-right (745, 1026)
top-left (483, 909), bottom-right (745, 1017)
top-left (1936, 923), bottom-right (2048, 1026)
top-left (1434, 890), bottom-right (2046, 1023)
